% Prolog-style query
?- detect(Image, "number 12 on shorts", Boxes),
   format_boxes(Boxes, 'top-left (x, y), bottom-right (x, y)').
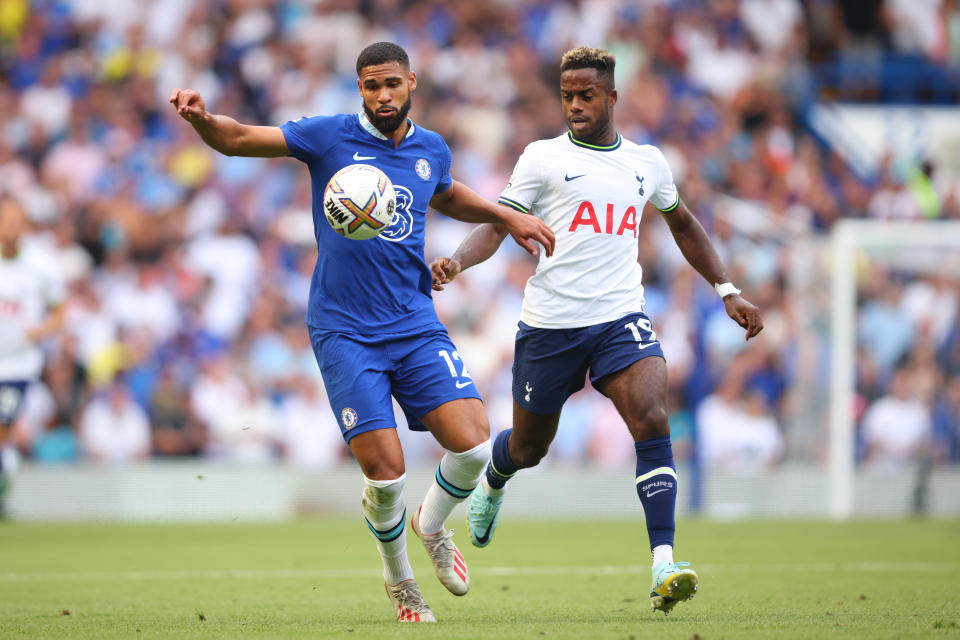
top-left (624, 318), bottom-right (658, 350)
top-left (438, 350), bottom-right (474, 388)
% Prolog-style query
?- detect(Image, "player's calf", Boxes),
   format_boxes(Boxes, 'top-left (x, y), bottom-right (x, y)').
top-left (361, 475), bottom-right (415, 586)
top-left (417, 440), bottom-right (489, 535)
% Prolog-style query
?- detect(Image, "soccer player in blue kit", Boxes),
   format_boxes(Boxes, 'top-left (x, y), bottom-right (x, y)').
top-left (431, 47), bottom-right (763, 617)
top-left (170, 42), bottom-right (554, 623)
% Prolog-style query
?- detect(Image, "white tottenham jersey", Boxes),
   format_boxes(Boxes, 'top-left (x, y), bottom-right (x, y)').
top-left (0, 247), bottom-right (65, 380)
top-left (499, 132), bottom-right (679, 329)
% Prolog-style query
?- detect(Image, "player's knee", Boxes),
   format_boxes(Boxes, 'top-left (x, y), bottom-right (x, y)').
top-left (510, 440), bottom-right (550, 469)
top-left (361, 474), bottom-right (405, 510)
top-left (635, 405), bottom-right (670, 439)
top-left (463, 420), bottom-right (490, 448)
top-left (359, 460), bottom-right (406, 483)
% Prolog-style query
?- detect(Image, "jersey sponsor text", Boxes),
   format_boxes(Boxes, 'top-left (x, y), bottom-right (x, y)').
top-left (568, 202), bottom-right (638, 238)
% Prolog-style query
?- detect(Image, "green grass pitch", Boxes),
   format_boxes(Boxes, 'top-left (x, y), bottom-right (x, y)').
top-left (1, 517), bottom-right (958, 639)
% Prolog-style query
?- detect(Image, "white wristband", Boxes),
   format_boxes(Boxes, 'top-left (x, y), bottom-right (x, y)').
top-left (715, 282), bottom-right (741, 298)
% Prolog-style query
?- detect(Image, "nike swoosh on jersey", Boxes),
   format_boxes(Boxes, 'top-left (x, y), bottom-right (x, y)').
top-left (637, 341), bottom-right (659, 350)
top-left (474, 521), bottom-right (494, 545)
top-left (455, 380), bottom-right (474, 389)
top-left (564, 173), bottom-right (586, 181)
top-left (353, 152), bottom-right (376, 160)
top-left (645, 488), bottom-right (670, 498)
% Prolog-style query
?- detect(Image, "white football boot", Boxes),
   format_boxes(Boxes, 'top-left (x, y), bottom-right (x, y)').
top-left (411, 505), bottom-right (470, 595)
top-left (385, 579), bottom-right (436, 623)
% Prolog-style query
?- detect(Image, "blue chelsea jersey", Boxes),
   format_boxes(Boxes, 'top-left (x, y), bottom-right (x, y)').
top-left (281, 112), bottom-right (453, 336)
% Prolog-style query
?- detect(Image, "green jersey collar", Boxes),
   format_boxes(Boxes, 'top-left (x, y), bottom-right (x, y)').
top-left (567, 131), bottom-right (621, 151)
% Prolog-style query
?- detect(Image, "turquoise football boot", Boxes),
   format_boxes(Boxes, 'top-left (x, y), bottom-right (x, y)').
top-left (650, 561), bottom-right (698, 616)
top-left (465, 485), bottom-right (503, 548)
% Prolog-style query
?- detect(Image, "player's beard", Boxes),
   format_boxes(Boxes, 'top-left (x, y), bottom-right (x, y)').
top-left (364, 96), bottom-right (412, 135)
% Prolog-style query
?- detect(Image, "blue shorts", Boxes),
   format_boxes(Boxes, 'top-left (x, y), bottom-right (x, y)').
top-left (512, 311), bottom-right (665, 414)
top-left (0, 380), bottom-right (29, 426)
top-left (308, 323), bottom-right (482, 443)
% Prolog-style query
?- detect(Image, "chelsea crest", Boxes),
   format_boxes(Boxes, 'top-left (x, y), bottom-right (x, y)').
top-left (341, 407), bottom-right (358, 429)
top-left (414, 158), bottom-right (431, 180)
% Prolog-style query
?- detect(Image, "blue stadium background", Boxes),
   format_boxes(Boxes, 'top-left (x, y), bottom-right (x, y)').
top-left (1, 0), bottom-right (958, 517)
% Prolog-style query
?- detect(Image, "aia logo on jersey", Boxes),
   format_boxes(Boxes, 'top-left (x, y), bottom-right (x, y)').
top-left (568, 202), bottom-right (638, 238)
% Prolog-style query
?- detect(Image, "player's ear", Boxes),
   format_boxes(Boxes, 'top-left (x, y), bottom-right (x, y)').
top-left (408, 70), bottom-right (417, 92)
top-left (356, 77), bottom-right (363, 94)
top-left (609, 88), bottom-right (618, 107)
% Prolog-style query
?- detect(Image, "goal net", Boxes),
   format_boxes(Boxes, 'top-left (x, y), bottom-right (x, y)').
top-left (828, 219), bottom-right (960, 519)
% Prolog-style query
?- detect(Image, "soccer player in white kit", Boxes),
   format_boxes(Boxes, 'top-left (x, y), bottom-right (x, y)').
top-left (430, 47), bottom-right (763, 616)
top-left (0, 197), bottom-right (65, 507)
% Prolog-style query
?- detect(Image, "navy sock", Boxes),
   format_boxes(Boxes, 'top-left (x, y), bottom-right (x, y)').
top-left (485, 429), bottom-right (518, 489)
top-left (634, 435), bottom-right (677, 551)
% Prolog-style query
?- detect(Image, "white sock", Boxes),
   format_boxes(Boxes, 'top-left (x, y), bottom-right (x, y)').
top-left (653, 544), bottom-right (674, 567)
top-left (418, 439), bottom-right (491, 535)
top-left (362, 474), bottom-right (414, 585)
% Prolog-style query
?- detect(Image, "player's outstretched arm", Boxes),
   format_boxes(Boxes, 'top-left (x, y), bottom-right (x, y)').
top-left (25, 304), bottom-right (65, 342)
top-left (661, 199), bottom-right (763, 340)
top-left (430, 180), bottom-right (554, 258)
top-left (429, 223), bottom-right (509, 290)
top-left (169, 88), bottom-right (289, 158)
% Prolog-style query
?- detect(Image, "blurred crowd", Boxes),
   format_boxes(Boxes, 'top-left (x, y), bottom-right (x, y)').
top-left (1, 0), bottom-right (958, 472)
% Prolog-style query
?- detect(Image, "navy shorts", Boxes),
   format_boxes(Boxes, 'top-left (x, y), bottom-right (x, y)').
top-left (0, 380), bottom-right (29, 426)
top-left (512, 311), bottom-right (665, 414)
top-left (308, 323), bottom-right (482, 443)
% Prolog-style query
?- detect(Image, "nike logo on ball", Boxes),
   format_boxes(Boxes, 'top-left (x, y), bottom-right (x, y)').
top-left (353, 152), bottom-right (376, 160)
top-left (564, 173), bottom-right (586, 181)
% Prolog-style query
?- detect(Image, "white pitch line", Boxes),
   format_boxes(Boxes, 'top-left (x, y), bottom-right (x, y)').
top-left (0, 562), bottom-right (955, 582)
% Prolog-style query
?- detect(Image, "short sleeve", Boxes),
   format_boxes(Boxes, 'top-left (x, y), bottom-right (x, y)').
top-left (434, 137), bottom-right (453, 194)
top-left (280, 115), bottom-right (337, 163)
top-left (498, 144), bottom-right (543, 214)
top-left (44, 266), bottom-right (66, 308)
top-left (649, 146), bottom-right (679, 213)
top-left (25, 249), bottom-right (65, 307)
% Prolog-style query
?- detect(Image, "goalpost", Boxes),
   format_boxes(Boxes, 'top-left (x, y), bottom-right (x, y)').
top-left (828, 219), bottom-right (960, 519)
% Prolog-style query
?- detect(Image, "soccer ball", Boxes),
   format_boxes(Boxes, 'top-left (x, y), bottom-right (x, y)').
top-left (322, 164), bottom-right (397, 240)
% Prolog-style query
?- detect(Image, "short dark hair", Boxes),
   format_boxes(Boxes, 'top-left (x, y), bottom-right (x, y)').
top-left (560, 46), bottom-right (615, 90)
top-left (356, 42), bottom-right (409, 75)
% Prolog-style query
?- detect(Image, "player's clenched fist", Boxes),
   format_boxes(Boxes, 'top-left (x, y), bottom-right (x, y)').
top-left (169, 88), bottom-right (207, 124)
top-left (429, 257), bottom-right (461, 291)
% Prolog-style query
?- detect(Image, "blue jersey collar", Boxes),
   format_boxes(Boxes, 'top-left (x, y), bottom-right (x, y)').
top-left (357, 112), bottom-right (416, 141)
